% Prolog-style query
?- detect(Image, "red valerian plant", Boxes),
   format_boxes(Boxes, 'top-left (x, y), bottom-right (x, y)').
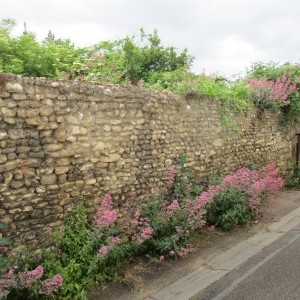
top-left (93, 162), bottom-right (284, 260)
top-left (0, 265), bottom-right (62, 299)
top-left (248, 73), bottom-right (297, 108)
top-left (221, 162), bottom-right (284, 213)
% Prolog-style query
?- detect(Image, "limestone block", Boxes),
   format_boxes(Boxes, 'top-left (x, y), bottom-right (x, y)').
top-left (6, 82), bottom-right (23, 93)
top-left (53, 129), bottom-right (66, 142)
top-left (40, 174), bottom-right (57, 185)
top-left (112, 126), bottom-right (122, 132)
top-left (0, 154), bottom-right (7, 163)
top-left (16, 146), bottom-right (30, 153)
top-left (12, 93), bottom-right (27, 100)
top-left (85, 178), bottom-right (96, 185)
top-left (95, 162), bottom-right (109, 168)
top-left (0, 160), bottom-right (21, 172)
top-left (93, 142), bottom-right (105, 151)
top-left (44, 144), bottom-right (63, 152)
top-left (100, 153), bottom-right (121, 163)
top-left (61, 149), bottom-right (75, 157)
top-left (67, 115), bottom-right (80, 125)
top-left (8, 129), bottom-right (25, 140)
top-left (0, 130), bottom-right (8, 140)
top-left (3, 117), bottom-right (16, 124)
top-left (79, 127), bottom-right (87, 134)
top-left (56, 158), bottom-right (70, 166)
top-left (23, 206), bottom-right (33, 212)
top-left (103, 125), bottom-right (111, 132)
top-left (0, 216), bottom-right (13, 224)
top-left (88, 95), bottom-right (101, 102)
top-left (8, 208), bottom-right (22, 215)
top-left (1, 107), bottom-right (16, 117)
top-left (51, 82), bottom-right (60, 88)
top-left (3, 172), bottom-right (13, 184)
top-left (55, 166), bottom-right (70, 175)
top-left (81, 115), bottom-right (95, 126)
top-left (49, 122), bottom-right (58, 129)
top-left (35, 94), bottom-right (44, 101)
top-left (6, 99), bottom-right (18, 108)
top-left (46, 93), bottom-right (59, 99)
top-left (37, 167), bottom-right (54, 176)
top-left (40, 106), bottom-right (53, 116)
top-left (66, 136), bottom-right (77, 142)
top-left (79, 162), bottom-right (94, 171)
top-left (0, 92), bottom-right (11, 98)
top-left (36, 186), bottom-right (46, 193)
top-left (164, 159), bottom-right (173, 167)
top-left (70, 126), bottom-right (80, 135)
top-left (27, 109), bottom-right (39, 118)
top-left (29, 152), bottom-right (45, 158)
top-left (212, 138), bottom-right (224, 148)
top-left (26, 117), bottom-right (44, 126)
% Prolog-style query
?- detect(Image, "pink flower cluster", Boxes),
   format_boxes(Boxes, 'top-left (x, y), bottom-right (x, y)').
top-left (221, 162), bottom-right (284, 212)
top-left (97, 245), bottom-right (108, 257)
top-left (131, 212), bottom-right (154, 245)
top-left (248, 73), bottom-right (297, 107)
top-left (91, 162), bottom-right (284, 263)
top-left (0, 265), bottom-right (63, 297)
top-left (166, 168), bottom-right (176, 181)
top-left (167, 200), bottom-right (179, 211)
top-left (97, 237), bottom-right (122, 259)
top-left (169, 244), bottom-right (195, 259)
top-left (183, 185), bottom-right (221, 229)
top-left (41, 274), bottom-right (63, 295)
top-left (94, 194), bottom-right (118, 227)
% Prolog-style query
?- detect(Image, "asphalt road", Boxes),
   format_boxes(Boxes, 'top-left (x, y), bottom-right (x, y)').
top-left (195, 224), bottom-right (300, 300)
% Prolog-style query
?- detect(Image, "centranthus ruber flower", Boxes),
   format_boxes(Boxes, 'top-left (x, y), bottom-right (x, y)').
top-left (97, 245), bottom-right (108, 257)
top-left (94, 194), bottom-right (118, 227)
top-left (248, 73), bottom-right (297, 107)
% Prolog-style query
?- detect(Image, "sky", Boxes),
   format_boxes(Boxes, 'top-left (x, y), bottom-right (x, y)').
top-left (1, 0), bottom-right (300, 78)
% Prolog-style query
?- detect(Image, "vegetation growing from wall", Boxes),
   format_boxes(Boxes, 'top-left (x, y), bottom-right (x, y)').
top-left (1, 18), bottom-right (300, 125)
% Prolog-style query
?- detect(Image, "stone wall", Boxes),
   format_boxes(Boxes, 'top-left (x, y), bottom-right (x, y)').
top-left (0, 74), bottom-right (298, 243)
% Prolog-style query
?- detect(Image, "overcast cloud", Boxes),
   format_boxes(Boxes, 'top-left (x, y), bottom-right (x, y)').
top-left (1, 0), bottom-right (300, 77)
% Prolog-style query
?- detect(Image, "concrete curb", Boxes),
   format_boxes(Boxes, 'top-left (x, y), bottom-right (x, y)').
top-left (145, 206), bottom-right (300, 300)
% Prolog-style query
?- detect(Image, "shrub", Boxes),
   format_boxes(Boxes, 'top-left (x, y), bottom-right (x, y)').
top-left (205, 162), bottom-right (284, 230)
top-left (285, 161), bottom-right (300, 188)
top-left (248, 73), bottom-right (297, 109)
top-left (0, 265), bottom-right (62, 299)
top-left (206, 189), bottom-right (255, 231)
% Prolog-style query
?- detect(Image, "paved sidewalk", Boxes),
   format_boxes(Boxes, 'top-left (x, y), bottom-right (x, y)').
top-left (144, 203), bottom-right (300, 300)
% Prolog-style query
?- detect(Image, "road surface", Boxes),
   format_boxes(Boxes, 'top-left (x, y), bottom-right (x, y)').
top-left (195, 223), bottom-right (300, 300)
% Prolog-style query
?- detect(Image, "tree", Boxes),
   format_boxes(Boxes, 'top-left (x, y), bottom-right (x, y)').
top-left (82, 28), bottom-right (194, 84)
top-left (0, 20), bottom-right (193, 86)
top-left (0, 19), bottom-right (18, 72)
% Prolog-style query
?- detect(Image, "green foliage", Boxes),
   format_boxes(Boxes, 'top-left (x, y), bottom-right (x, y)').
top-left (123, 28), bottom-right (193, 84)
top-left (172, 155), bottom-right (204, 199)
top-left (0, 222), bottom-right (11, 247)
top-left (74, 28), bottom-right (193, 85)
top-left (2, 18), bottom-right (300, 129)
top-left (0, 221), bottom-right (12, 273)
top-left (285, 161), bottom-right (300, 188)
top-left (139, 198), bottom-right (191, 256)
top-left (42, 204), bottom-right (100, 299)
top-left (246, 61), bottom-right (300, 126)
top-left (205, 189), bottom-right (255, 231)
top-left (245, 162), bottom-right (259, 170)
top-left (246, 61), bottom-right (300, 81)
top-left (0, 19), bottom-right (84, 77)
